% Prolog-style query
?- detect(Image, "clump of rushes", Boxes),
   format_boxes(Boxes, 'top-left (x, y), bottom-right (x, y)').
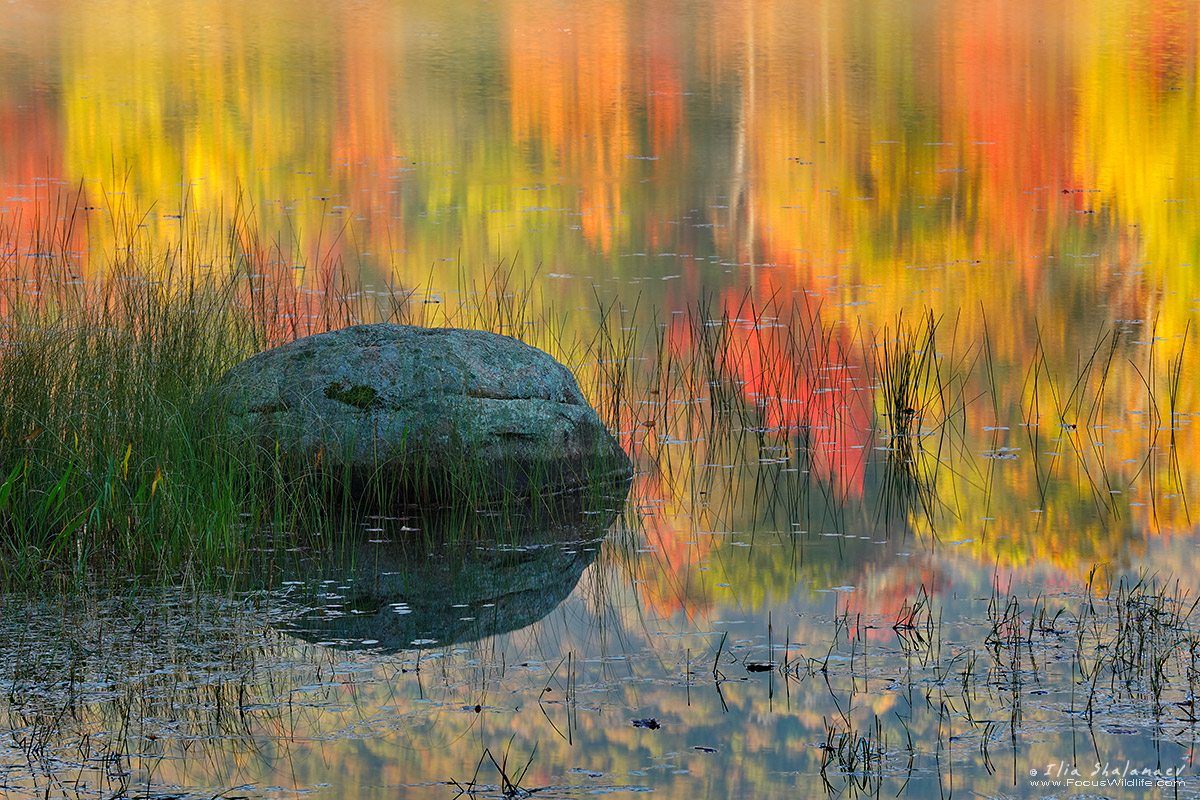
top-left (0, 267), bottom-right (311, 582)
top-left (872, 311), bottom-right (948, 524)
top-left (876, 310), bottom-right (941, 449)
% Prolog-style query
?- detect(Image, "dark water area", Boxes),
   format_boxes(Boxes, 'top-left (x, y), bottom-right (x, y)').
top-left (4, 0), bottom-right (1200, 797)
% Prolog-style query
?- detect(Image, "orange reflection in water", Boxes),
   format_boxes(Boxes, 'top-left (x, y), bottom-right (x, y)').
top-left (509, 0), bottom-right (635, 251)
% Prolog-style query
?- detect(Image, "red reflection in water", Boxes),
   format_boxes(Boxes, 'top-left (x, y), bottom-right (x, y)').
top-left (622, 286), bottom-right (876, 620)
top-left (712, 287), bottom-right (873, 499)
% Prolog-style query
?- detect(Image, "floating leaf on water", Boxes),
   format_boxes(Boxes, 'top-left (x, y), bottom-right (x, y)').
top-left (1104, 726), bottom-right (1141, 735)
top-left (693, 746), bottom-right (717, 753)
top-left (631, 718), bottom-right (661, 729)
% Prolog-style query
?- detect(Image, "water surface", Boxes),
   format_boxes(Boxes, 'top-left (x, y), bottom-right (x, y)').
top-left (3, 1), bottom-right (1200, 797)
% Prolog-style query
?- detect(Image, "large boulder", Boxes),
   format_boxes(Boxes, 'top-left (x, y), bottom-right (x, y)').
top-left (205, 323), bottom-right (632, 504)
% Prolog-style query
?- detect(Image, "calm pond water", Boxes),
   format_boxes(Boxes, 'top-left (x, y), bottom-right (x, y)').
top-left (4, 0), bottom-right (1200, 797)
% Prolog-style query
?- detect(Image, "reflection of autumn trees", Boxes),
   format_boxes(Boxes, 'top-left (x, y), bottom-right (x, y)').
top-left (945, 0), bottom-right (1077, 262)
top-left (604, 282), bottom-right (1200, 621)
top-left (509, 0), bottom-right (634, 251)
top-left (333, 0), bottom-right (403, 249)
top-left (2, 0), bottom-right (1194, 342)
top-left (0, 4), bottom-right (77, 291)
top-left (605, 287), bottom-right (888, 620)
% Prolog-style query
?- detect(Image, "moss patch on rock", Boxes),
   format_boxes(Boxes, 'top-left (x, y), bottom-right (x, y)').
top-left (325, 382), bottom-right (377, 409)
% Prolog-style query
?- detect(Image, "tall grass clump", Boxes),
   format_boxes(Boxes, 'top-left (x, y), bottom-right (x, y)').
top-left (0, 271), bottom-right (284, 581)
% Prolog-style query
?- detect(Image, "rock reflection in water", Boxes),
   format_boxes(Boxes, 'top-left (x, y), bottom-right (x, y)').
top-left (284, 483), bottom-right (629, 652)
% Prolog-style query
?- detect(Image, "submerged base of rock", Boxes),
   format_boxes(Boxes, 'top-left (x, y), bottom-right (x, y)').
top-left (205, 323), bottom-right (632, 505)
